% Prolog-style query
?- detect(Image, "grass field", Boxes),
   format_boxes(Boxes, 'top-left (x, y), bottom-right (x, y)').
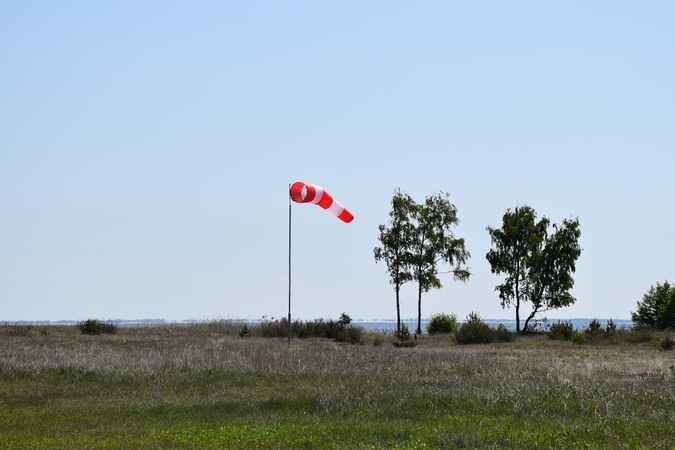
top-left (1, 322), bottom-right (674, 449)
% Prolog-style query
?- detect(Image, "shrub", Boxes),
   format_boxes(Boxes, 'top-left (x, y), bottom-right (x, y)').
top-left (584, 319), bottom-right (604, 342)
top-left (548, 320), bottom-right (575, 341)
top-left (338, 312), bottom-right (352, 326)
top-left (259, 316), bottom-right (362, 344)
top-left (259, 317), bottom-right (287, 338)
top-left (426, 312), bottom-right (459, 334)
top-left (455, 312), bottom-right (494, 345)
top-left (572, 333), bottom-right (586, 344)
top-left (624, 326), bottom-right (657, 343)
top-left (604, 318), bottom-right (617, 338)
top-left (77, 319), bottom-right (117, 335)
top-left (239, 324), bottom-right (251, 338)
top-left (393, 324), bottom-right (416, 348)
top-left (335, 326), bottom-right (363, 344)
top-left (661, 336), bottom-right (674, 351)
top-left (493, 324), bottom-right (515, 342)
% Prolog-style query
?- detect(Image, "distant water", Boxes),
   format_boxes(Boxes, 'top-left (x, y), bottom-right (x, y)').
top-left (6, 317), bottom-right (633, 332)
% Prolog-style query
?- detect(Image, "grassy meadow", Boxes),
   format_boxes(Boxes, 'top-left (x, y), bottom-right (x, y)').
top-left (1, 321), bottom-right (675, 449)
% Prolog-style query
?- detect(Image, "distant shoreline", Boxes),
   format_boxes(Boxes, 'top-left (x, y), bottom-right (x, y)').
top-left (3, 318), bottom-right (634, 332)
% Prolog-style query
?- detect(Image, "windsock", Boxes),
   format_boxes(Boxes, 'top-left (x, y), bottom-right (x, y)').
top-left (290, 182), bottom-right (354, 223)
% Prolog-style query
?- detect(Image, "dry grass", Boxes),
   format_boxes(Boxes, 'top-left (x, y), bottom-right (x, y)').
top-left (1, 323), bottom-right (675, 448)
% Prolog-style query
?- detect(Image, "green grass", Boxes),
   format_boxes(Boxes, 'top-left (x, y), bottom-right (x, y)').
top-left (1, 324), bottom-right (675, 448)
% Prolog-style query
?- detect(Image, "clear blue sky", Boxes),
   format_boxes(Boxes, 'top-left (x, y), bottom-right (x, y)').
top-left (1, 1), bottom-right (673, 322)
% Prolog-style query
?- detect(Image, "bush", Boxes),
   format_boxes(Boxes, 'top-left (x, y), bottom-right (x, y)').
top-left (548, 320), bottom-right (575, 341)
top-left (493, 324), bottom-right (515, 342)
top-left (78, 319), bottom-right (117, 335)
top-left (456, 312), bottom-right (492, 344)
top-left (338, 312), bottom-right (352, 326)
top-left (661, 336), bottom-right (674, 351)
top-left (604, 319), bottom-right (617, 338)
top-left (426, 312), bottom-right (459, 334)
top-left (259, 316), bottom-right (362, 344)
top-left (239, 324), bottom-right (251, 338)
top-left (584, 319), bottom-right (604, 342)
top-left (393, 324), bottom-right (416, 348)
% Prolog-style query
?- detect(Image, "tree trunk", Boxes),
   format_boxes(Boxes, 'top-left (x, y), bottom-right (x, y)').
top-left (515, 284), bottom-right (521, 333)
top-left (417, 281), bottom-right (423, 335)
top-left (515, 260), bottom-right (521, 333)
top-left (523, 309), bottom-right (538, 333)
top-left (395, 282), bottom-right (401, 335)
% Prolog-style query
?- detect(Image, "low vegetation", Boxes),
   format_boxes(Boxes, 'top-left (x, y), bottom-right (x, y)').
top-left (77, 319), bottom-right (117, 335)
top-left (1, 320), bottom-right (675, 448)
top-left (426, 312), bottom-right (459, 334)
top-left (455, 312), bottom-right (515, 345)
top-left (255, 313), bottom-right (363, 344)
top-left (547, 320), bottom-right (575, 341)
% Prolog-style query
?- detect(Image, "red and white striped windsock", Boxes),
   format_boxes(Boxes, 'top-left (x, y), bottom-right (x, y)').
top-left (289, 182), bottom-right (354, 223)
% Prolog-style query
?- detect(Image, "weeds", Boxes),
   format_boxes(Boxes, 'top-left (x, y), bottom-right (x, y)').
top-left (2, 323), bottom-right (675, 448)
top-left (0, 322), bottom-right (34, 336)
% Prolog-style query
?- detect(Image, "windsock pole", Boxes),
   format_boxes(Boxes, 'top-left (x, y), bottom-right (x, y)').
top-left (288, 184), bottom-right (292, 348)
top-left (288, 181), bottom-right (352, 348)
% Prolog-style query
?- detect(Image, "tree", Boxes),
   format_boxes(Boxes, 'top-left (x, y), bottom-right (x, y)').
top-left (374, 189), bottom-right (415, 335)
top-left (486, 206), bottom-right (582, 333)
top-left (409, 192), bottom-right (471, 335)
top-left (631, 281), bottom-right (675, 330)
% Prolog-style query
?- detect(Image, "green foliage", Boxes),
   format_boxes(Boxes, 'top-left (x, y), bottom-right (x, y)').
top-left (547, 320), bottom-right (575, 341)
top-left (259, 317), bottom-right (362, 344)
top-left (408, 192), bottom-right (471, 334)
top-left (375, 189), bottom-right (471, 335)
top-left (77, 319), bottom-right (117, 335)
top-left (572, 333), bottom-right (586, 344)
top-left (570, 320), bottom-right (625, 345)
top-left (584, 319), bottom-right (604, 342)
top-left (631, 281), bottom-right (675, 330)
top-left (426, 312), bottom-right (459, 334)
top-left (338, 312), bottom-right (352, 326)
top-left (493, 324), bottom-right (515, 342)
top-left (455, 312), bottom-right (514, 345)
top-left (660, 336), bottom-right (674, 351)
top-left (2, 327), bottom-right (675, 448)
top-left (393, 323), bottom-right (417, 347)
top-left (486, 205), bottom-right (582, 333)
top-left (239, 324), bottom-right (251, 338)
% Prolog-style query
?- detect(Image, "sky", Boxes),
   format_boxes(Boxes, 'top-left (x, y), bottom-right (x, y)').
top-left (1, 1), bottom-right (673, 323)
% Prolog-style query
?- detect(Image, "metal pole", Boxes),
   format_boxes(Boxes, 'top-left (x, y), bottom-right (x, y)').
top-left (288, 184), bottom-right (292, 348)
